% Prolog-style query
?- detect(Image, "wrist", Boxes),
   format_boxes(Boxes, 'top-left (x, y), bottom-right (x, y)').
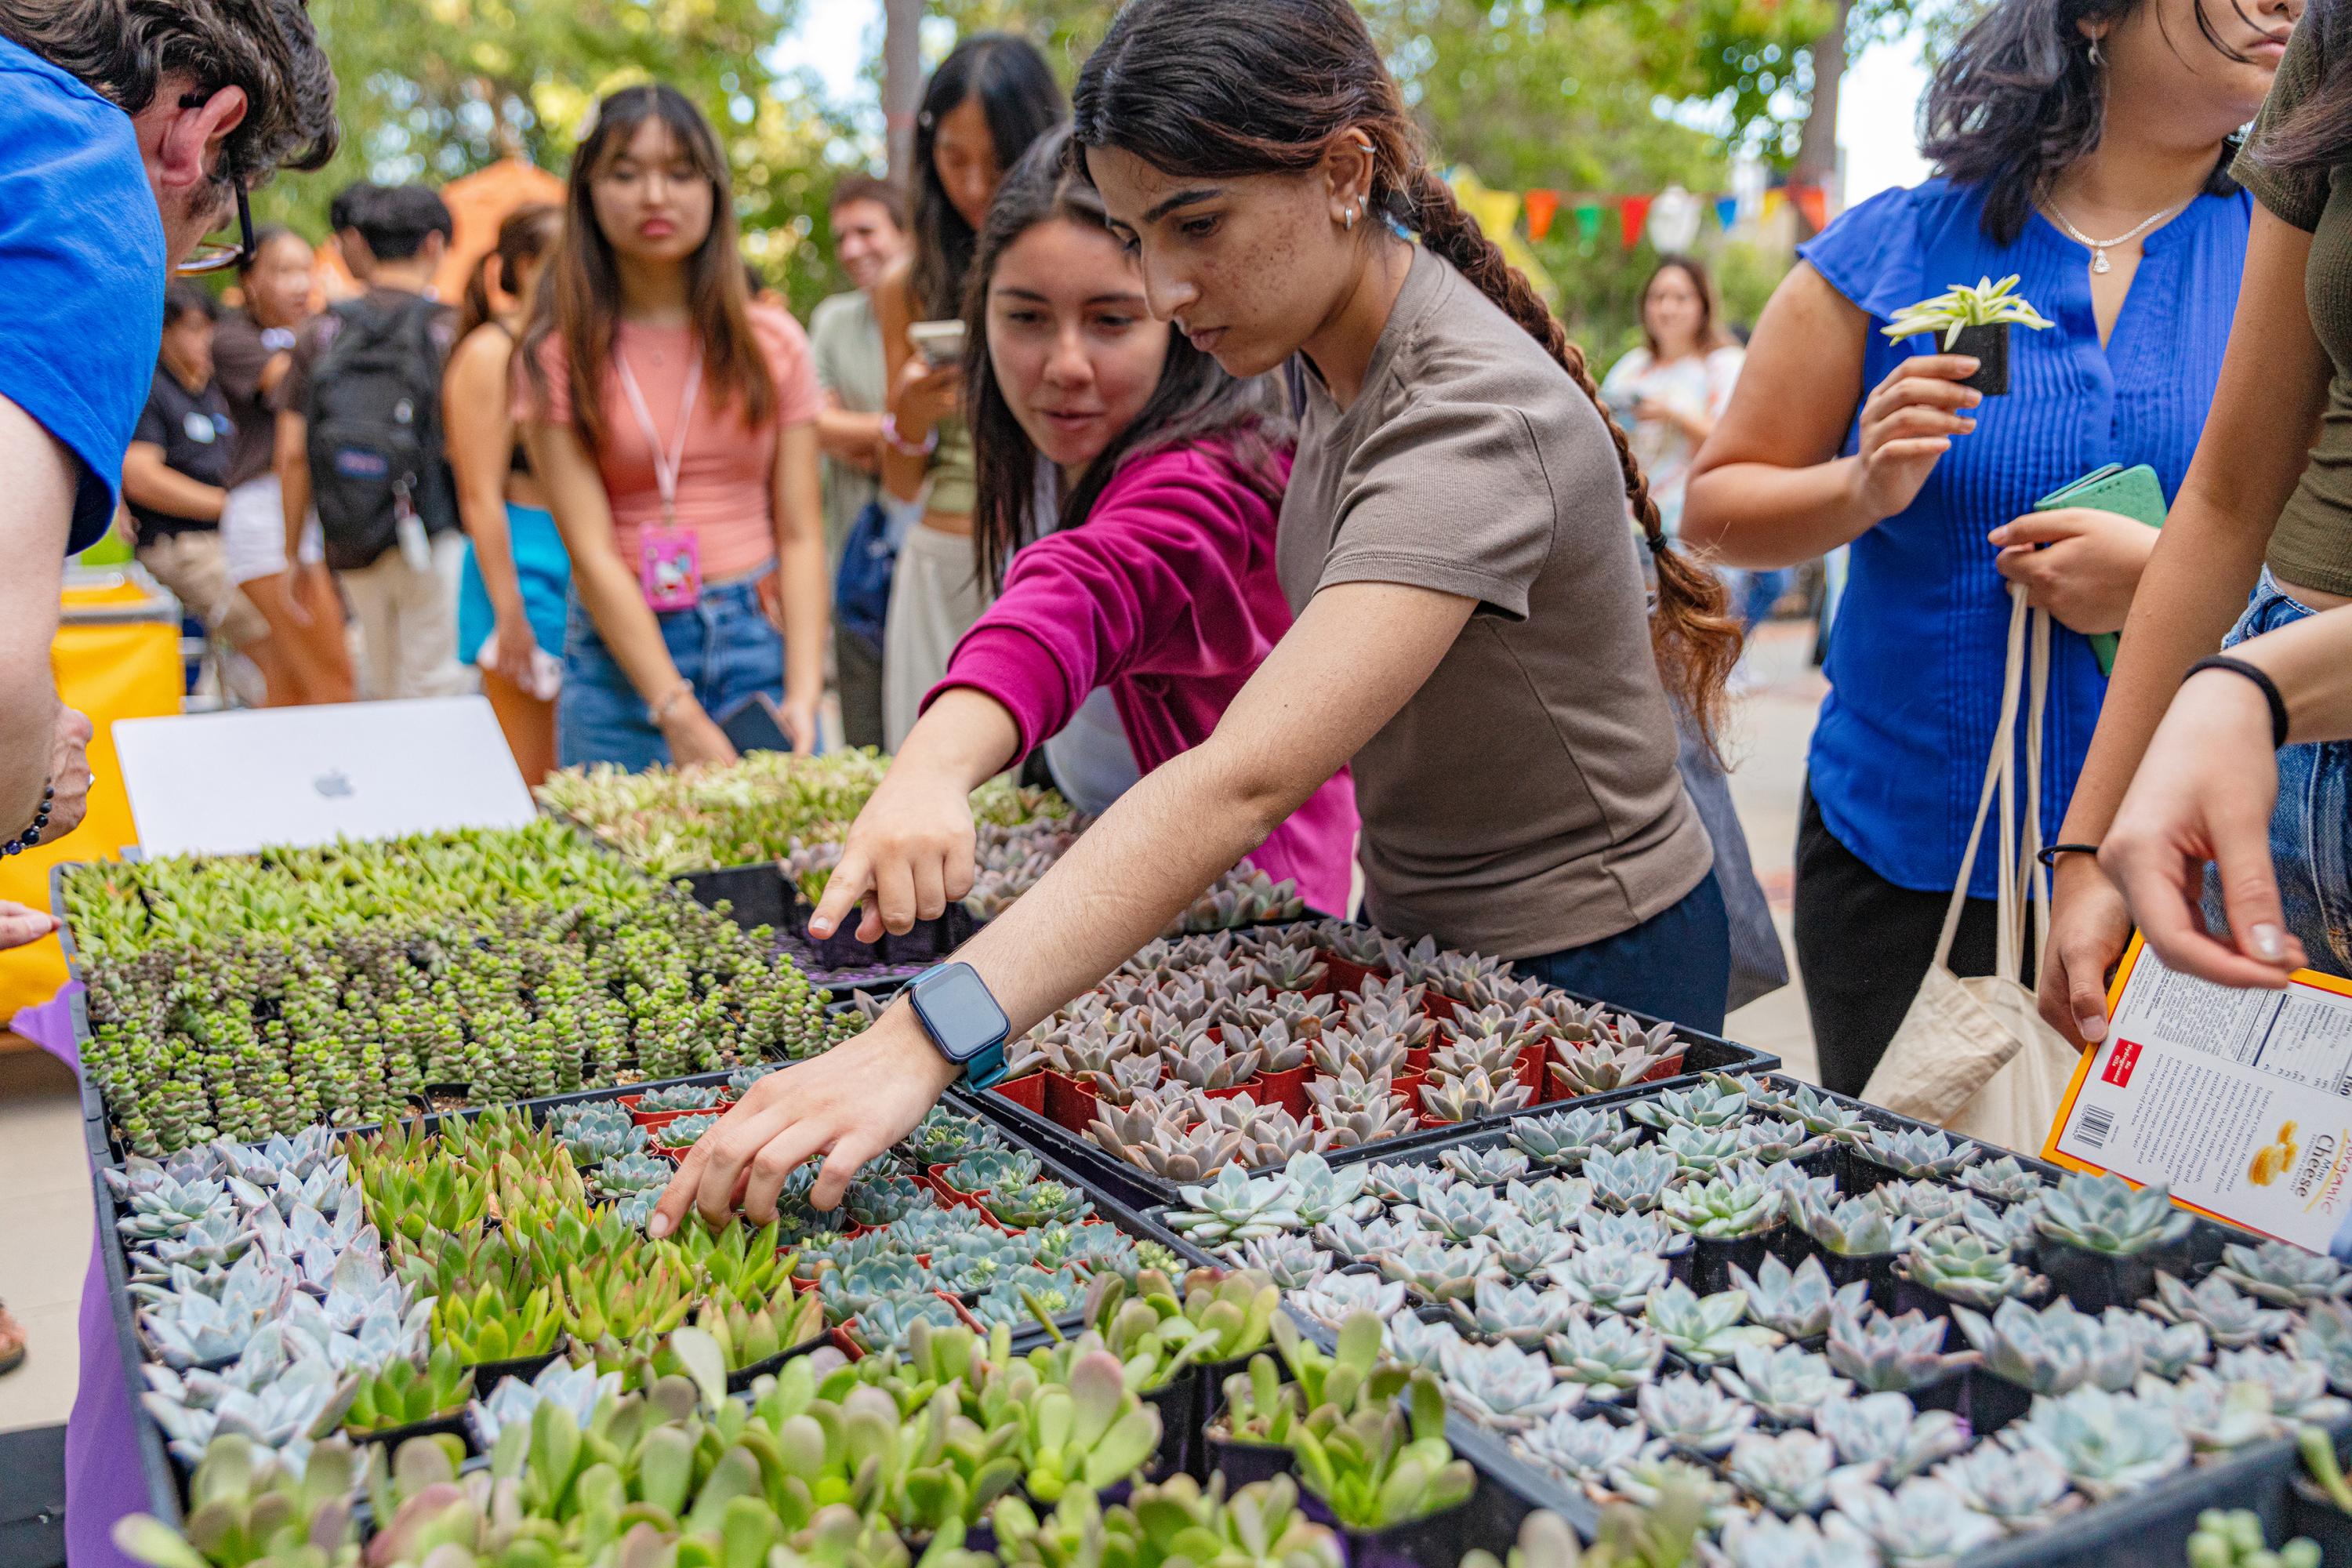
top-left (2184, 657), bottom-right (2290, 749)
top-left (650, 681), bottom-right (701, 731)
top-left (877, 1001), bottom-right (967, 1094)
top-left (881, 412), bottom-right (938, 456)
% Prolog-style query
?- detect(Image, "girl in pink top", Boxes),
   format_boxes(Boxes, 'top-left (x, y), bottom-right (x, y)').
top-left (519, 85), bottom-right (829, 770)
top-left (808, 128), bottom-right (1358, 933)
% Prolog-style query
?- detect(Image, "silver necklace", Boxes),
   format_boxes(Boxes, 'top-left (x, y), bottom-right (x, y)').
top-left (2047, 198), bottom-right (2187, 274)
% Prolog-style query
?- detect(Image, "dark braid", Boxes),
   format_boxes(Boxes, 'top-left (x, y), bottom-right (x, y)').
top-left (1394, 171), bottom-right (1742, 756)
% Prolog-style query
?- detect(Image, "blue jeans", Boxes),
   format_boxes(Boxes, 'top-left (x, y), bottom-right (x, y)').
top-left (1518, 870), bottom-right (1733, 1035)
top-left (2205, 569), bottom-right (2352, 977)
top-left (557, 572), bottom-right (786, 771)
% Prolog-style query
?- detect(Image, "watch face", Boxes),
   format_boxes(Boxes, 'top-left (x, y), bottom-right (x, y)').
top-left (916, 964), bottom-right (1007, 1061)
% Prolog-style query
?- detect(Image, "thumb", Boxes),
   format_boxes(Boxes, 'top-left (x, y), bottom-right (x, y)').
top-left (2212, 805), bottom-right (2303, 974)
top-left (0, 904), bottom-right (58, 949)
top-left (2062, 944), bottom-right (2112, 1047)
top-left (1987, 514), bottom-right (2077, 548)
top-left (808, 849), bottom-right (875, 939)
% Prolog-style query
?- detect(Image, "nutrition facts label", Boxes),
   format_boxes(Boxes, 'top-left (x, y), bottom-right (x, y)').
top-left (2049, 935), bottom-right (2352, 1257)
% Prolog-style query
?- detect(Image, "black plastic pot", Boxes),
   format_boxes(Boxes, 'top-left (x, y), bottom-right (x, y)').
top-left (466, 1347), bottom-right (565, 1392)
top-left (1905, 1364), bottom-right (1970, 1418)
top-left (1962, 1366), bottom-right (2038, 1436)
top-left (1339, 1495), bottom-right (1481, 1568)
top-left (1141, 1378), bottom-right (1190, 1483)
top-left (1951, 321), bottom-right (2010, 396)
top-left (724, 1323), bottom-right (833, 1393)
top-left (2035, 1235), bottom-right (2182, 1315)
top-left (1815, 1246), bottom-right (1902, 1313)
top-left (684, 863), bottom-right (792, 932)
top-left (347, 1406), bottom-right (471, 1456)
top-left (1202, 1424), bottom-right (1296, 1488)
top-left (1690, 1229), bottom-right (1780, 1297)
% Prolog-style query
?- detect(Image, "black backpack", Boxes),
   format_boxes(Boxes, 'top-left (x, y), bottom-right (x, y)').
top-left (303, 292), bottom-right (458, 571)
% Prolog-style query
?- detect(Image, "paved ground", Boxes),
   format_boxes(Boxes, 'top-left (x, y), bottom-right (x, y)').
top-left (0, 619), bottom-right (1835, 1427)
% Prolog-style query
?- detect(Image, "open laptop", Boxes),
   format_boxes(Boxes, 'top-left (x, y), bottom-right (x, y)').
top-left (112, 696), bottom-right (538, 857)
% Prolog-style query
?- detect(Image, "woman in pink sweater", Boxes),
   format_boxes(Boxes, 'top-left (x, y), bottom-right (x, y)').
top-left (815, 128), bottom-right (1357, 929)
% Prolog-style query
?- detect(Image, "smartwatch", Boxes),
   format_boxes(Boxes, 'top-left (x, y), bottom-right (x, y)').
top-left (905, 962), bottom-right (1012, 1090)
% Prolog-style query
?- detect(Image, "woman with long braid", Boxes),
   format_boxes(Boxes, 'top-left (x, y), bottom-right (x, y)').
top-left (652, 0), bottom-right (1741, 1230)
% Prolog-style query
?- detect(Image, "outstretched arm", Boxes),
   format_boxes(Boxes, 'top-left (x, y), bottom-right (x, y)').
top-left (650, 578), bottom-right (1478, 1230)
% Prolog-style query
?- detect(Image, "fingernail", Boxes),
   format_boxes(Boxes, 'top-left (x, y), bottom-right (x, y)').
top-left (646, 1214), bottom-right (671, 1238)
top-left (2252, 923), bottom-right (2288, 962)
top-left (809, 918), bottom-right (830, 936)
top-left (2077, 1014), bottom-right (2107, 1044)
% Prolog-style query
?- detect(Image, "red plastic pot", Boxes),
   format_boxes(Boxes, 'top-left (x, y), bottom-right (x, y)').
top-left (1639, 1049), bottom-right (1690, 1083)
top-left (1403, 1044), bottom-right (1432, 1075)
top-left (1513, 1048), bottom-right (1548, 1103)
top-left (926, 1163), bottom-right (987, 1210)
top-left (1253, 1064), bottom-right (1312, 1119)
top-left (1200, 1080), bottom-right (1261, 1108)
top-left (1042, 1070), bottom-right (1101, 1134)
top-left (993, 1074), bottom-right (1047, 1115)
top-left (1321, 956), bottom-right (1388, 998)
top-left (1391, 1071), bottom-right (1428, 1116)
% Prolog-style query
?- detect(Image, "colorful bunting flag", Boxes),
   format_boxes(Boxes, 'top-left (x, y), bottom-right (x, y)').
top-left (1618, 194), bottom-right (1652, 251)
top-left (1573, 202), bottom-right (1602, 245)
top-left (1523, 189), bottom-right (1561, 242)
top-left (1715, 195), bottom-right (1740, 232)
top-left (1762, 188), bottom-right (1788, 220)
top-left (1790, 183), bottom-right (1829, 234)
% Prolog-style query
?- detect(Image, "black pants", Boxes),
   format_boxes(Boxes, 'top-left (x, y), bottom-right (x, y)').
top-left (1793, 787), bottom-right (2036, 1098)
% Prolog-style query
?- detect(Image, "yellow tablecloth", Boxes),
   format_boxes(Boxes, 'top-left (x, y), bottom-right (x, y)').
top-left (0, 578), bottom-right (183, 1023)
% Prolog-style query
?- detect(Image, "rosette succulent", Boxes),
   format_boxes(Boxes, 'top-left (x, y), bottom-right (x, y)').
top-left (1584, 1146), bottom-right (1679, 1214)
top-left (1418, 1066), bottom-right (1531, 1123)
top-left (1377, 1239), bottom-right (1492, 1303)
top-left (1825, 1301), bottom-right (1973, 1395)
top-left (1508, 1106), bottom-right (1640, 1169)
top-left (1439, 1145), bottom-right (1532, 1187)
top-left (1662, 1171), bottom-right (1781, 1240)
top-left (2036, 1173), bottom-right (2194, 1258)
top-left (1866, 1127), bottom-right (1979, 1181)
top-left (1439, 1338), bottom-right (1585, 1430)
top-left (1931, 1443), bottom-right (2075, 1534)
top-left (1788, 1087), bottom-right (1875, 1149)
top-left (1959, 1154), bottom-right (2044, 1205)
top-left (1222, 1232), bottom-right (1332, 1291)
top-left (1646, 1281), bottom-right (1778, 1367)
top-left (2143, 1272), bottom-right (2292, 1348)
top-left (1550, 1242), bottom-right (1670, 1315)
top-left (1715, 1343), bottom-right (1853, 1425)
top-left (1637, 1373), bottom-right (1755, 1457)
top-left (2213, 1241), bottom-right (2351, 1308)
top-left (1872, 1179), bottom-right (1979, 1229)
top-left (1486, 1218), bottom-right (1577, 1280)
top-left (2006, 1385), bottom-right (2189, 1500)
top-left (1794, 1192), bottom-right (1914, 1259)
top-left (1628, 1080), bottom-right (1751, 1131)
top-left (633, 1081), bottom-right (721, 1113)
top-left (1726, 1429), bottom-right (1846, 1517)
top-left (1900, 1222), bottom-right (2042, 1308)
top-left (1545, 1312), bottom-right (1667, 1403)
top-left (1824, 1473), bottom-right (2002, 1565)
top-left (1952, 1298), bottom-right (2140, 1396)
top-left (2109, 1306), bottom-right (2210, 1380)
top-left (1814, 1392), bottom-right (1970, 1480)
top-left (1579, 1207), bottom-right (1691, 1260)
top-left (2291, 1298), bottom-right (2352, 1394)
top-left (1404, 1181), bottom-right (1508, 1244)
top-left (1451, 1277), bottom-right (1579, 1348)
top-left (1290, 1272), bottom-right (1408, 1332)
top-left (1515, 1410), bottom-right (1660, 1483)
top-left (1168, 1166), bottom-right (1302, 1245)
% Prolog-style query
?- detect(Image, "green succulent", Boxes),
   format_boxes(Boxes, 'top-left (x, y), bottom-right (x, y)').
top-left (342, 1345), bottom-right (474, 1434)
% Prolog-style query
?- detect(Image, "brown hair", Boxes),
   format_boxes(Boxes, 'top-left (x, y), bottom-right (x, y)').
top-left (965, 127), bottom-right (1287, 591)
top-left (2252, 0), bottom-right (2352, 170)
top-left (1639, 255), bottom-right (1733, 361)
top-left (458, 202), bottom-right (561, 341)
top-left (828, 172), bottom-right (907, 232)
top-left (521, 84), bottom-right (774, 452)
top-left (1071, 0), bottom-right (1740, 748)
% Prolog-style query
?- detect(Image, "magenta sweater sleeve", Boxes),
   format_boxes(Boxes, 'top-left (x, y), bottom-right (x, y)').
top-left (924, 446), bottom-right (1283, 756)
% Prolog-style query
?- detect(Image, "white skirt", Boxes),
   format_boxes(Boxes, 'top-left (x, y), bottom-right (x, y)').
top-left (220, 475), bottom-right (324, 586)
top-left (881, 521), bottom-right (989, 750)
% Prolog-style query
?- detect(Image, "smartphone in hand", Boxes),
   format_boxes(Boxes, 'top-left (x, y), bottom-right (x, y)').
top-left (715, 692), bottom-right (797, 755)
top-left (908, 319), bottom-right (967, 368)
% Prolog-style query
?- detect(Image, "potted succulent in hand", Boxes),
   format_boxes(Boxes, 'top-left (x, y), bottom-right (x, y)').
top-left (1880, 274), bottom-right (2054, 396)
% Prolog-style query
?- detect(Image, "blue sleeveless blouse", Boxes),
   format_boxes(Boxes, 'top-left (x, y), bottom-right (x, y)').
top-left (1797, 177), bottom-right (2249, 897)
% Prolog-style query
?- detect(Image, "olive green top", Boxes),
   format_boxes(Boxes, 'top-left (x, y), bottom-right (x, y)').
top-left (927, 414), bottom-right (975, 517)
top-left (2234, 2), bottom-right (2352, 598)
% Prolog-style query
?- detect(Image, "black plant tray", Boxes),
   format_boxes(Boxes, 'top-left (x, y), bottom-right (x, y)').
top-left (952, 1031), bottom-right (1775, 1215)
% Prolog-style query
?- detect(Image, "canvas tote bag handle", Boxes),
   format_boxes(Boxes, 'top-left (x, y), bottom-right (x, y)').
top-left (1929, 584), bottom-right (2047, 981)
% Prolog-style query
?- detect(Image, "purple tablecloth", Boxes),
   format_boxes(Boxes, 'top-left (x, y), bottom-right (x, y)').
top-left (16, 982), bottom-right (143, 1568)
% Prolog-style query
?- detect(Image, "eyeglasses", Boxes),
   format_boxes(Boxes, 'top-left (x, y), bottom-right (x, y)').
top-left (172, 108), bottom-right (252, 277)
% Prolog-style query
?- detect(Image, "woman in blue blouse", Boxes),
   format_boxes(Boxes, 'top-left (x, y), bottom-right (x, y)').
top-left (1683, 0), bottom-right (2295, 1096)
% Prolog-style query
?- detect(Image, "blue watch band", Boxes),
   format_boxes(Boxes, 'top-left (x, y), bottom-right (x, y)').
top-left (906, 962), bottom-right (1011, 1091)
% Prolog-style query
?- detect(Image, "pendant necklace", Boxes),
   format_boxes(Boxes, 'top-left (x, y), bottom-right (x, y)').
top-left (2047, 198), bottom-right (2187, 274)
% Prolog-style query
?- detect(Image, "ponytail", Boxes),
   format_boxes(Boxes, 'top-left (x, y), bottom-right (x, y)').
top-left (1396, 171), bottom-right (1742, 755)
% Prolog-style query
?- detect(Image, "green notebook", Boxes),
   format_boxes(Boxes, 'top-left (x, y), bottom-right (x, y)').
top-left (2032, 462), bottom-right (2167, 677)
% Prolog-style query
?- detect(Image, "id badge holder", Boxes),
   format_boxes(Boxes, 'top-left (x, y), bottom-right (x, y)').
top-left (641, 526), bottom-right (701, 612)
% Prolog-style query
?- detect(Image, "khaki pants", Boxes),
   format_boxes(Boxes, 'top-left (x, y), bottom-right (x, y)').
top-left (136, 529), bottom-right (269, 648)
top-left (339, 530), bottom-right (472, 700)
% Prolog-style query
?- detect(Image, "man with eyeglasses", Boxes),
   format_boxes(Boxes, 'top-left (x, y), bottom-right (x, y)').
top-left (0, 0), bottom-right (333, 953)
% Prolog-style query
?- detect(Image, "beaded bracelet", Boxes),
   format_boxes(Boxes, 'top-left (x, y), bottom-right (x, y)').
top-left (2, 782), bottom-right (53, 856)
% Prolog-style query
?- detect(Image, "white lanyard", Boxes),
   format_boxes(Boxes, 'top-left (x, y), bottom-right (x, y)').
top-left (614, 345), bottom-right (702, 527)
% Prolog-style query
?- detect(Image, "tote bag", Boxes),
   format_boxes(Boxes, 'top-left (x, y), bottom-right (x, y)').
top-left (1862, 586), bottom-right (2080, 1147)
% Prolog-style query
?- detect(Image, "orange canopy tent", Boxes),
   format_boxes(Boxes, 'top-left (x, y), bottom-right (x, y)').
top-left (310, 157), bottom-right (565, 309)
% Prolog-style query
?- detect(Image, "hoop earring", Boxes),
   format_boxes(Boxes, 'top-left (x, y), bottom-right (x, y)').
top-left (1345, 204), bottom-right (1358, 231)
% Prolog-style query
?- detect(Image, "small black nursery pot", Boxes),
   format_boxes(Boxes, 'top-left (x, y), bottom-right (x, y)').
top-left (1950, 321), bottom-right (2009, 396)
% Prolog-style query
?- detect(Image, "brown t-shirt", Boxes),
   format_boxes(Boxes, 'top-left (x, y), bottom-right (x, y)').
top-left (1276, 247), bottom-right (1712, 959)
top-left (2234, 0), bottom-right (2352, 597)
top-left (210, 306), bottom-right (292, 489)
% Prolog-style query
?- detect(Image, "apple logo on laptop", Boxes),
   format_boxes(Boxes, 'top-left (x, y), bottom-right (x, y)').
top-left (314, 769), bottom-right (354, 800)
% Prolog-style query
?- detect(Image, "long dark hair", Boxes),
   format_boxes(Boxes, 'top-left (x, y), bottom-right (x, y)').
top-left (1921, 0), bottom-right (2263, 244)
top-left (458, 202), bottom-right (561, 340)
top-left (909, 34), bottom-right (1066, 321)
top-left (1639, 255), bottom-right (1733, 360)
top-left (1072, 0), bottom-right (1740, 749)
top-left (2253, 0), bottom-right (2352, 169)
top-left (521, 85), bottom-right (773, 452)
top-left (966, 128), bottom-right (1288, 590)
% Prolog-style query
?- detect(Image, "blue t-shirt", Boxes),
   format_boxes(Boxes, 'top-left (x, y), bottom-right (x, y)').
top-left (1797, 177), bottom-right (2248, 898)
top-left (0, 34), bottom-right (165, 554)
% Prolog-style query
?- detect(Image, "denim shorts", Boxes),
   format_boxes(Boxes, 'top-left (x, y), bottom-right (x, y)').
top-left (2206, 568), bottom-right (2352, 976)
top-left (557, 571), bottom-right (785, 771)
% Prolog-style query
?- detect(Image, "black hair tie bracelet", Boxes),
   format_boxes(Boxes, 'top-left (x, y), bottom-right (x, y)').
top-left (2036, 843), bottom-right (2101, 870)
top-left (2184, 655), bottom-right (2292, 750)
top-left (2, 781), bottom-right (53, 857)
